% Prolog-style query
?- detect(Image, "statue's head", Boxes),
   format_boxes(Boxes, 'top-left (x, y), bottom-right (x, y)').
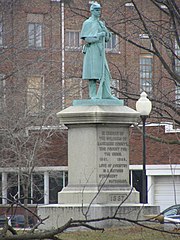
top-left (90, 2), bottom-right (101, 12)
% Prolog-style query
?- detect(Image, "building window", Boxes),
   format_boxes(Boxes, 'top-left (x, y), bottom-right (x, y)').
top-left (27, 13), bottom-right (44, 48)
top-left (27, 76), bottom-right (44, 113)
top-left (7, 173), bottom-right (18, 203)
top-left (65, 31), bottom-right (81, 50)
top-left (65, 31), bottom-right (118, 52)
top-left (140, 55), bottom-right (153, 95)
top-left (139, 34), bottom-right (153, 53)
top-left (106, 33), bottom-right (119, 52)
top-left (111, 79), bottom-right (120, 97)
top-left (130, 170), bottom-right (143, 203)
top-left (16, 173), bottom-right (32, 204)
top-left (49, 171), bottom-right (67, 204)
top-left (175, 40), bottom-right (180, 74)
top-left (28, 23), bottom-right (43, 48)
top-left (32, 173), bottom-right (44, 204)
top-left (175, 84), bottom-right (180, 107)
top-left (65, 77), bottom-right (83, 106)
top-left (1, 169), bottom-right (68, 205)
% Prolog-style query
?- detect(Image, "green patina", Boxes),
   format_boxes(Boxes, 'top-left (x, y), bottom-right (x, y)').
top-left (73, 99), bottom-right (124, 106)
top-left (80, 2), bottom-right (119, 101)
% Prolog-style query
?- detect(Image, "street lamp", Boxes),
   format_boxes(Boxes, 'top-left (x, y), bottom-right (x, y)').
top-left (136, 92), bottom-right (152, 204)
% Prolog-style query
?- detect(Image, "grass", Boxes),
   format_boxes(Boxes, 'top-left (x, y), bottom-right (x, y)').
top-left (60, 225), bottom-right (180, 240)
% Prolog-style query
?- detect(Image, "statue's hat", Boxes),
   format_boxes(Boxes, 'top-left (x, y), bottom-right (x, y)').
top-left (90, 2), bottom-right (101, 11)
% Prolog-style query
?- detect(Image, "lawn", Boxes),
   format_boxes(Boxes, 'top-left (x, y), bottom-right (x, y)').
top-left (60, 225), bottom-right (180, 240)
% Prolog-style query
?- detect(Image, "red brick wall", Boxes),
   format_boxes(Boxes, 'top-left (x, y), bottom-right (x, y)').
top-left (130, 125), bottom-right (180, 165)
top-left (0, 0), bottom-right (179, 169)
top-left (39, 130), bottom-right (68, 166)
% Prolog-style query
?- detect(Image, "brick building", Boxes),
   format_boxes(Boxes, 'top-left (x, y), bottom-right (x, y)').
top-left (0, 0), bottom-right (179, 211)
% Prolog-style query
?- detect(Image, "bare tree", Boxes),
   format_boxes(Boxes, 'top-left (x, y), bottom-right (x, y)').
top-left (0, 192), bottom-right (180, 239)
top-left (0, 0), bottom-right (69, 225)
top-left (0, 0), bottom-right (179, 239)
top-left (65, 0), bottom-right (180, 130)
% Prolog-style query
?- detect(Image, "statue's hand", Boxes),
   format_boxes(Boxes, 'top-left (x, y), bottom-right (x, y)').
top-left (98, 32), bottom-right (106, 38)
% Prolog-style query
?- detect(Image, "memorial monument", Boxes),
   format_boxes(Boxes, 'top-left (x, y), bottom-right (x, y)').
top-left (57, 1), bottom-right (139, 205)
top-left (38, 2), bottom-right (159, 229)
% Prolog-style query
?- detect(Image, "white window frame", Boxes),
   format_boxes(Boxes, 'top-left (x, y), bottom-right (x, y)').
top-left (65, 77), bottom-right (83, 101)
top-left (140, 55), bottom-right (153, 95)
top-left (175, 84), bottom-right (180, 107)
top-left (139, 34), bottom-right (153, 51)
top-left (175, 40), bottom-right (180, 75)
top-left (1, 167), bottom-right (68, 205)
top-left (28, 23), bottom-right (43, 48)
top-left (139, 34), bottom-right (149, 39)
top-left (27, 76), bottom-right (45, 114)
top-left (111, 79), bottom-right (120, 98)
top-left (125, 2), bottom-right (134, 7)
top-left (65, 31), bottom-right (81, 50)
top-left (106, 33), bottom-right (119, 53)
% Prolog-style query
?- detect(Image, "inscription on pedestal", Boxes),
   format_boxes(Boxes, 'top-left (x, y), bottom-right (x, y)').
top-left (97, 128), bottom-right (129, 185)
top-left (109, 194), bottom-right (127, 202)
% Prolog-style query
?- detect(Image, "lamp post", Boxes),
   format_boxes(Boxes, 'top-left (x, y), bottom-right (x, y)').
top-left (136, 92), bottom-right (152, 204)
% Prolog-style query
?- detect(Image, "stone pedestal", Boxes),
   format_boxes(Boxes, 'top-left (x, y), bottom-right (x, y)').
top-left (57, 100), bottom-right (140, 205)
top-left (38, 100), bottom-right (160, 230)
top-left (38, 204), bottom-right (160, 230)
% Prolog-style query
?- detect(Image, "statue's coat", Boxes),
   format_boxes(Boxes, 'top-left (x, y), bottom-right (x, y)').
top-left (80, 17), bottom-right (108, 80)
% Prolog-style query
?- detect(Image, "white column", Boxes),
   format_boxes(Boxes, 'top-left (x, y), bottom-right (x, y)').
top-left (62, 171), bottom-right (66, 188)
top-left (61, 1), bottom-right (65, 109)
top-left (44, 171), bottom-right (49, 204)
top-left (147, 175), bottom-right (154, 205)
top-left (130, 170), bottom-right (133, 187)
top-left (18, 173), bottom-right (21, 200)
top-left (2, 172), bottom-right (7, 204)
top-left (31, 174), bottom-right (33, 204)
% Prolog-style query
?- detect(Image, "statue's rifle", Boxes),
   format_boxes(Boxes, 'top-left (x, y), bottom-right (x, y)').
top-left (97, 24), bottom-right (106, 99)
